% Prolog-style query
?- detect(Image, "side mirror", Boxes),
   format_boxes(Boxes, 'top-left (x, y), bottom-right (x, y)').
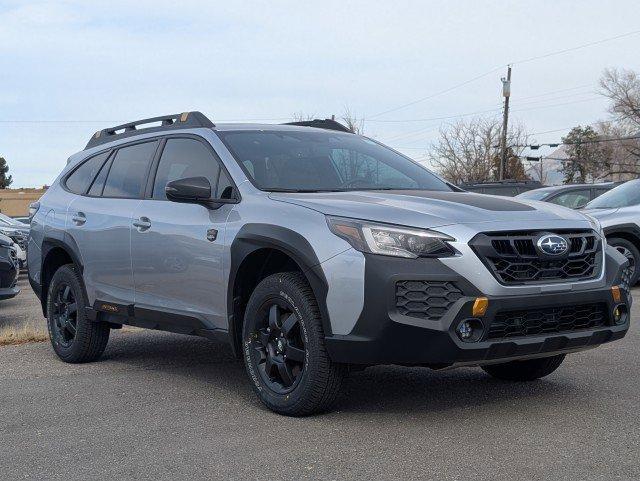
top-left (166, 177), bottom-right (212, 203)
top-left (165, 177), bottom-right (240, 208)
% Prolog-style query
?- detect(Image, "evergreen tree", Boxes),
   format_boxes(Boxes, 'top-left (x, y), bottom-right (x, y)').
top-left (0, 157), bottom-right (12, 188)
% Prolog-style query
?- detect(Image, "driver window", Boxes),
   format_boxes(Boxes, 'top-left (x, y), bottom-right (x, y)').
top-left (153, 138), bottom-right (220, 200)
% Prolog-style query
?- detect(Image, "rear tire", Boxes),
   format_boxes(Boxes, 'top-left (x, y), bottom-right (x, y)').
top-left (242, 272), bottom-right (345, 416)
top-left (608, 237), bottom-right (640, 285)
top-left (46, 264), bottom-right (110, 363)
top-left (481, 354), bottom-right (565, 381)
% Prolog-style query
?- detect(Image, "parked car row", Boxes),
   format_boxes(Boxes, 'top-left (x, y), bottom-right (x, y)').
top-left (0, 212), bottom-right (29, 268)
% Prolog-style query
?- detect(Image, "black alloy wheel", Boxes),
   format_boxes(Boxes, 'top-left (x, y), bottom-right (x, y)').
top-left (51, 282), bottom-right (78, 348)
top-left (251, 301), bottom-right (306, 394)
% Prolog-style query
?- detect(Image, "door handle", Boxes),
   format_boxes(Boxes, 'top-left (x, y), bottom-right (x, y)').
top-left (133, 217), bottom-right (151, 231)
top-left (71, 212), bottom-right (86, 226)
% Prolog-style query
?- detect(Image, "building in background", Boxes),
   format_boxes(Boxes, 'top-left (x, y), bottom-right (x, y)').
top-left (0, 187), bottom-right (47, 216)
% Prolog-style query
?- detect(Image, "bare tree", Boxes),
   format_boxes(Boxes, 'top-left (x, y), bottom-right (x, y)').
top-left (341, 106), bottom-right (364, 134)
top-left (428, 117), bottom-right (529, 184)
top-left (600, 68), bottom-right (640, 129)
top-left (291, 112), bottom-right (317, 122)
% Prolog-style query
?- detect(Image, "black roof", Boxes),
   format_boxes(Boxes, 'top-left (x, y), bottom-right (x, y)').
top-left (283, 119), bottom-right (352, 133)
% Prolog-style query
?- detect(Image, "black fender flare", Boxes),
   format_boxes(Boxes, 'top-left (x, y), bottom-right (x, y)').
top-left (603, 223), bottom-right (640, 240)
top-left (228, 224), bottom-right (332, 355)
top-left (38, 235), bottom-right (86, 316)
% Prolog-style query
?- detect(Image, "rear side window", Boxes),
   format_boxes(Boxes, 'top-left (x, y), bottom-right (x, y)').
top-left (65, 151), bottom-right (110, 194)
top-left (103, 141), bottom-right (158, 199)
top-left (152, 138), bottom-right (221, 200)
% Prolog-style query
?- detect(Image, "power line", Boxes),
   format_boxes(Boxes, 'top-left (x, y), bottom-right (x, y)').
top-left (509, 29), bottom-right (640, 65)
top-left (367, 29), bottom-right (640, 120)
top-left (0, 117), bottom-right (292, 124)
top-left (368, 66), bottom-right (504, 119)
top-left (518, 134), bottom-right (640, 149)
top-left (515, 84), bottom-right (593, 102)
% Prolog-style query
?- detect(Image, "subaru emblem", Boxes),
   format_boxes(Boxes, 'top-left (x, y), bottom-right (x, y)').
top-left (536, 234), bottom-right (569, 256)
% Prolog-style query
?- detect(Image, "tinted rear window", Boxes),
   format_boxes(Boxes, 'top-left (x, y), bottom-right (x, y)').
top-left (65, 151), bottom-right (110, 194)
top-left (103, 141), bottom-right (158, 198)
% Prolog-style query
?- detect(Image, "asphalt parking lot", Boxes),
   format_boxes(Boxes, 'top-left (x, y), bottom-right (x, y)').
top-left (0, 278), bottom-right (639, 480)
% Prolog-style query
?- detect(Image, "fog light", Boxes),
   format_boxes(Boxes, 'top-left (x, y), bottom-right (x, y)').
top-left (456, 318), bottom-right (484, 342)
top-left (613, 304), bottom-right (628, 325)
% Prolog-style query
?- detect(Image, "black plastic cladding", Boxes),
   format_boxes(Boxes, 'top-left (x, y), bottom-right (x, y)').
top-left (84, 111), bottom-right (215, 150)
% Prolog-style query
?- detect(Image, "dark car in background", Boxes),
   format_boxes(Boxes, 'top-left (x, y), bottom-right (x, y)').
top-left (516, 183), bottom-right (618, 209)
top-left (0, 233), bottom-right (19, 300)
top-left (460, 180), bottom-right (543, 196)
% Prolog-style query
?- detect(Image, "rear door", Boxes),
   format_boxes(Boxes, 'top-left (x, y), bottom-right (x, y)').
top-left (131, 136), bottom-right (235, 330)
top-left (66, 140), bottom-right (159, 306)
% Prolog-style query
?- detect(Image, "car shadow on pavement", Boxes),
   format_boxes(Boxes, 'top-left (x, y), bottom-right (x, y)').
top-left (97, 330), bottom-right (586, 417)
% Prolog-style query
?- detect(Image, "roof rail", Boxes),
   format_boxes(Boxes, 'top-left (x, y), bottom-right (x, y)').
top-left (283, 118), bottom-right (353, 133)
top-left (85, 111), bottom-right (214, 150)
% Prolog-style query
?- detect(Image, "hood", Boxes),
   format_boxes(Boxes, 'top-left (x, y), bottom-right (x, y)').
top-left (269, 190), bottom-right (590, 229)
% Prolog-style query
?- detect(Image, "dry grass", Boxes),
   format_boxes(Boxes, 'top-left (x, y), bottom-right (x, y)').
top-left (0, 324), bottom-right (48, 346)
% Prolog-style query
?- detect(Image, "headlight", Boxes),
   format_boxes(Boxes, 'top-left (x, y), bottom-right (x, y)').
top-left (326, 216), bottom-right (456, 258)
top-left (0, 229), bottom-right (13, 237)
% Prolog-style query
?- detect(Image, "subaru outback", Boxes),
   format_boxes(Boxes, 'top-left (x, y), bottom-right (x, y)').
top-left (28, 112), bottom-right (631, 416)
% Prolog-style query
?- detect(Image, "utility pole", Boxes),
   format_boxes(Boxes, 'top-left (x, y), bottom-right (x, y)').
top-left (499, 65), bottom-right (512, 180)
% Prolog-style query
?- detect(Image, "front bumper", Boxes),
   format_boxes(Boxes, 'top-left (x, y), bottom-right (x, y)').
top-left (324, 247), bottom-right (630, 366)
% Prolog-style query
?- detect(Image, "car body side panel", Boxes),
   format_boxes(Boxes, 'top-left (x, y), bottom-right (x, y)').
top-left (131, 200), bottom-right (232, 330)
top-left (319, 248), bottom-right (365, 335)
top-left (66, 196), bottom-right (140, 305)
top-left (28, 184), bottom-right (73, 288)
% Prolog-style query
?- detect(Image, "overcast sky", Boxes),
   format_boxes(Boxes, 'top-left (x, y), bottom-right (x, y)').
top-left (2, 0), bottom-right (640, 187)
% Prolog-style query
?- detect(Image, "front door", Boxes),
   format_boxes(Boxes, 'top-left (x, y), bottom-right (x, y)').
top-left (131, 137), bottom-right (234, 330)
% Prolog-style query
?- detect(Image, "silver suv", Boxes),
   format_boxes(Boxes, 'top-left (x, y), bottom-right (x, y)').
top-left (28, 112), bottom-right (631, 416)
top-left (583, 179), bottom-right (640, 286)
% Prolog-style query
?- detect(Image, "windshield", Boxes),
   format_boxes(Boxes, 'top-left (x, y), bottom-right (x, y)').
top-left (516, 189), bottom-right (554, 200)
top-left (217, 130), bottom-right (452, 192)
top-left (586, 180), bottom-right (640, 208)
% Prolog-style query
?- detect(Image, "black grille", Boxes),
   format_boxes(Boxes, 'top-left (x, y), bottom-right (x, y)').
top-left (470, 230), bottom-right (602, 285)
top-left (486, 303), bottom-right (608, 340)
top-left (395, 281), bottom-right (462, 320)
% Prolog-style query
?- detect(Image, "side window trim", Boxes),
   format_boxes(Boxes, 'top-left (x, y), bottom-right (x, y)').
top-left (145, 134), bottom-right (240, 202)
top-left (86, 151), bottom-right (115, 197)
top-left (62, 148), bottom-right (113, 195)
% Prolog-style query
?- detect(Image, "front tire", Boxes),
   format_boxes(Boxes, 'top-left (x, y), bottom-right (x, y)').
top-left (481, 354), bottom-right (565, 381)
top-left (608, 237), bottom-right (640, 285)
top-left (242, 272), bottom-right (345, 416)
top-left (46, 264), bottom-right (110, 363)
